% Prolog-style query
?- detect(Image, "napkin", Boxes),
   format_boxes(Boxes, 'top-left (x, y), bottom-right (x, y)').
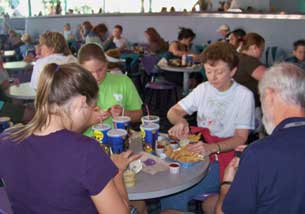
top-left (157, 58), bottom-right (168, 67)
top-left (140, 152), bottom-right (169, 175)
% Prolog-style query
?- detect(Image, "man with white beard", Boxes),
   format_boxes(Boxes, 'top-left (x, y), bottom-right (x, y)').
top-left (215, 63), bottom-right (305, 214)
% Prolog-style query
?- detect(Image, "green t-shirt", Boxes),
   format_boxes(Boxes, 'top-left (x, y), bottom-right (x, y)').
top-left (85, 73), bottom-right (143, 136)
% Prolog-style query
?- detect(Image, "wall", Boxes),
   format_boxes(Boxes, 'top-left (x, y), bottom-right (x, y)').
top-left (24, 13), bottom-right (305, 53)
top-left (270, 0), bottom-right (304, 13)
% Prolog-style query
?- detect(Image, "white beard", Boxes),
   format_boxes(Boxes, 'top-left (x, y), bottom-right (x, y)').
top-left (262, 114), bottom-right (275, 135)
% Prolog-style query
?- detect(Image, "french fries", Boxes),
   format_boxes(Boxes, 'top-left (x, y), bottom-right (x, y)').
top-left (165, 146), bottom-right (203, 162)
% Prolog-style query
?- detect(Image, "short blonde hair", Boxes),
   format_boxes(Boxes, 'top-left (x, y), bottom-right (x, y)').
top-left (21, 33), bottom-right (32, 43)
top-left (39, 31), bottom-right (71, 56)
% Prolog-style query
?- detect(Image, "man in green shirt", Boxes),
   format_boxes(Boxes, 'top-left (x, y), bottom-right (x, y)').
top-left (78, 43), bottom-right (143, 136)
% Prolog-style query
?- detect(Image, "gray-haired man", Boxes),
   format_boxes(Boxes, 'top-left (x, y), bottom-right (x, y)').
top-left (216, 63), bottom-right (305, 214)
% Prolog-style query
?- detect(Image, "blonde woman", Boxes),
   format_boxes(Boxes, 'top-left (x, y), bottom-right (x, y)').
top-left (30, 31), bottom-right (77, 90)
top-left (0, 63), bottom-right (139, 214)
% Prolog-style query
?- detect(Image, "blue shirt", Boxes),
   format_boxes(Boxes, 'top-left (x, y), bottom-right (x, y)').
top-left (223, 117), bottom-right (305, 214)
top-left (285, 56), bottom-right (305, 70)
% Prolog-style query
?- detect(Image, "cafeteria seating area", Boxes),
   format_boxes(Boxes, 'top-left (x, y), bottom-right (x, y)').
top-left (1, 1), bottom-right (305, 214)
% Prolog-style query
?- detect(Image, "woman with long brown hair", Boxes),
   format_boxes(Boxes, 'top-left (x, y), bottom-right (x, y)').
top-left (234, 32), bottom-right (267, 106)
top-left (144, 27), bottom-right (168, 54)
top-left (0, 63), bottom-right (138, 214)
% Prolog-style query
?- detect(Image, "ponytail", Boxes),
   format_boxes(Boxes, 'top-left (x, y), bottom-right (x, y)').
top-left (6, 63), bottom-right (98, 142)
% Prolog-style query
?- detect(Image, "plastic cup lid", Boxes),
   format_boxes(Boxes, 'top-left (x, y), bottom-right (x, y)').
top-left (141, 123), bottom-right (160, 130)
top-left (107, 128), bottom-right (128, 137)
top-left (113, 116), bottom-right (131, 123)
top-left (92, 123), bottom-right (111, 131)
top-left (142, 115), bottom-right (160, 121)
top-left (0, 117), bottom-right (10, 122)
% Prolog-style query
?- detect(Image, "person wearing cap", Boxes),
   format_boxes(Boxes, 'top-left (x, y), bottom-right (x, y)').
top-left (217, 24), bottom-right (230, 42)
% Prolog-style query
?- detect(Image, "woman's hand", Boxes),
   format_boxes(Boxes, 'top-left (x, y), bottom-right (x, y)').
top-left (186, 142), bottom-right (215, 156)
top-left (168, 121), bottom-right (190, 139)
top-left (111, 150), bottom-right (142, 172)
top-left (110, 104), bottom-right (123, 118)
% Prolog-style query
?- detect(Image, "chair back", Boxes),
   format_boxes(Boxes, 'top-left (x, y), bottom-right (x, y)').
top-left (264, 46), bottom-right (287, 67)
top-left (142, 55), bottom-right (160, 76)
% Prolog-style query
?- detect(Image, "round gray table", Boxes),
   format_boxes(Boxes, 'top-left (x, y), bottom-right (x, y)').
top-left (7, 82), bottom-right (36, 100)
top-left (127, 157), bottom-right (209, 200)
top-left (158, 64), bottom-right (202, 95)
top-left (3, 61), bottom-right (32, 71)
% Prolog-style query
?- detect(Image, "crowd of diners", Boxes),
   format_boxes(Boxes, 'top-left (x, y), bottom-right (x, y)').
top-left (0, 19), bottom-right (305, 214)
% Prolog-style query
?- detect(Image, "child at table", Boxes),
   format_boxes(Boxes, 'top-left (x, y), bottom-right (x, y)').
top-left (163, 42), bottom-right (255, 213)
top-left (0, 63), bottom-right (140, 214)
top-left (78, 43), bottom-right (143, 136)
top-left (286, 39), bottom-right (305, 70)
top-left (19, 33), bottom-right (35, 59)
top-left (112, 25), bottom-right (128, 50)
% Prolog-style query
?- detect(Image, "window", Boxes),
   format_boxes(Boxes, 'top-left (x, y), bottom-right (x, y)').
top-left (66, 0), bottom-right (102, 14)
top-left (0, 0), bottom-right (29, 16)
top-left (151, 0), bottom-right (197, 12)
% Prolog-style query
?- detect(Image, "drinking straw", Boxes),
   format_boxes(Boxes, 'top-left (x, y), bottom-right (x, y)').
top-left (122, 107), bottom-right (125, 117)
top-left (145, 104), bottom-right (150, 118)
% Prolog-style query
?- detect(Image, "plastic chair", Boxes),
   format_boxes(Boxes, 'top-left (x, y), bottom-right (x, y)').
top-left (142, 55), bottom-right (178, 116)
top-left (264, 46), bottom-right (287, 67)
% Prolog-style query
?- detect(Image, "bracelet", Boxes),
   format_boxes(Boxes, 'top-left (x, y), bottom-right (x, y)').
top-left (221, 181), bottom-right (232, 186)
top-left (216, 143), bottom-right (221, 154)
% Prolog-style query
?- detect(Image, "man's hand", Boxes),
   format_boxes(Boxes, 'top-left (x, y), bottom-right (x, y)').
top-left (223, 157), bottom-right (240, 183)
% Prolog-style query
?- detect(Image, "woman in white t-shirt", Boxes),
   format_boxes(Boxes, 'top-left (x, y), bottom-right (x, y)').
top-left (162, 42), bottom-right (255, 213)
top-left (30, 32), bottom-right (77, 89)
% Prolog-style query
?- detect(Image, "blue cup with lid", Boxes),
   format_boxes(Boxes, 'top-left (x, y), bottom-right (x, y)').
top-left (113, 116), bottom-right (131, 130)
top-left (92, 123), bottom-right (111, 144)
top-left (140, 123), bottom-right (160, 153)
top-left (0, 117), bottom-right (11, 133)
top-left (107, 129), bottom-right (128, 154)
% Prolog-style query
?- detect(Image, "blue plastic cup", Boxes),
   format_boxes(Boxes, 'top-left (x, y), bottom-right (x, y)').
top-left (187, 54), bottom-right (193, 66)
top-left (107, 129), bottom-right (128, 154)
top-left (0, 117), bottom-right (11, 133)
top-left (140, 123), bottom-right (160, 153)
top-left (92, 123), bottom-right (111, 144)
top-left (141, 115), bottom-right (160, 125)
top-left (113, 116), bottom-right (131, 130)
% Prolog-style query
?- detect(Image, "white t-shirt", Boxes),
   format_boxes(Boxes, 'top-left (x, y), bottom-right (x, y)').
top-left (113, 37), bottom-right (128, 49)
top-left (179, 81), bottom-right (255, 138)
top-left (30, 54), bottom-right (77, 90)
